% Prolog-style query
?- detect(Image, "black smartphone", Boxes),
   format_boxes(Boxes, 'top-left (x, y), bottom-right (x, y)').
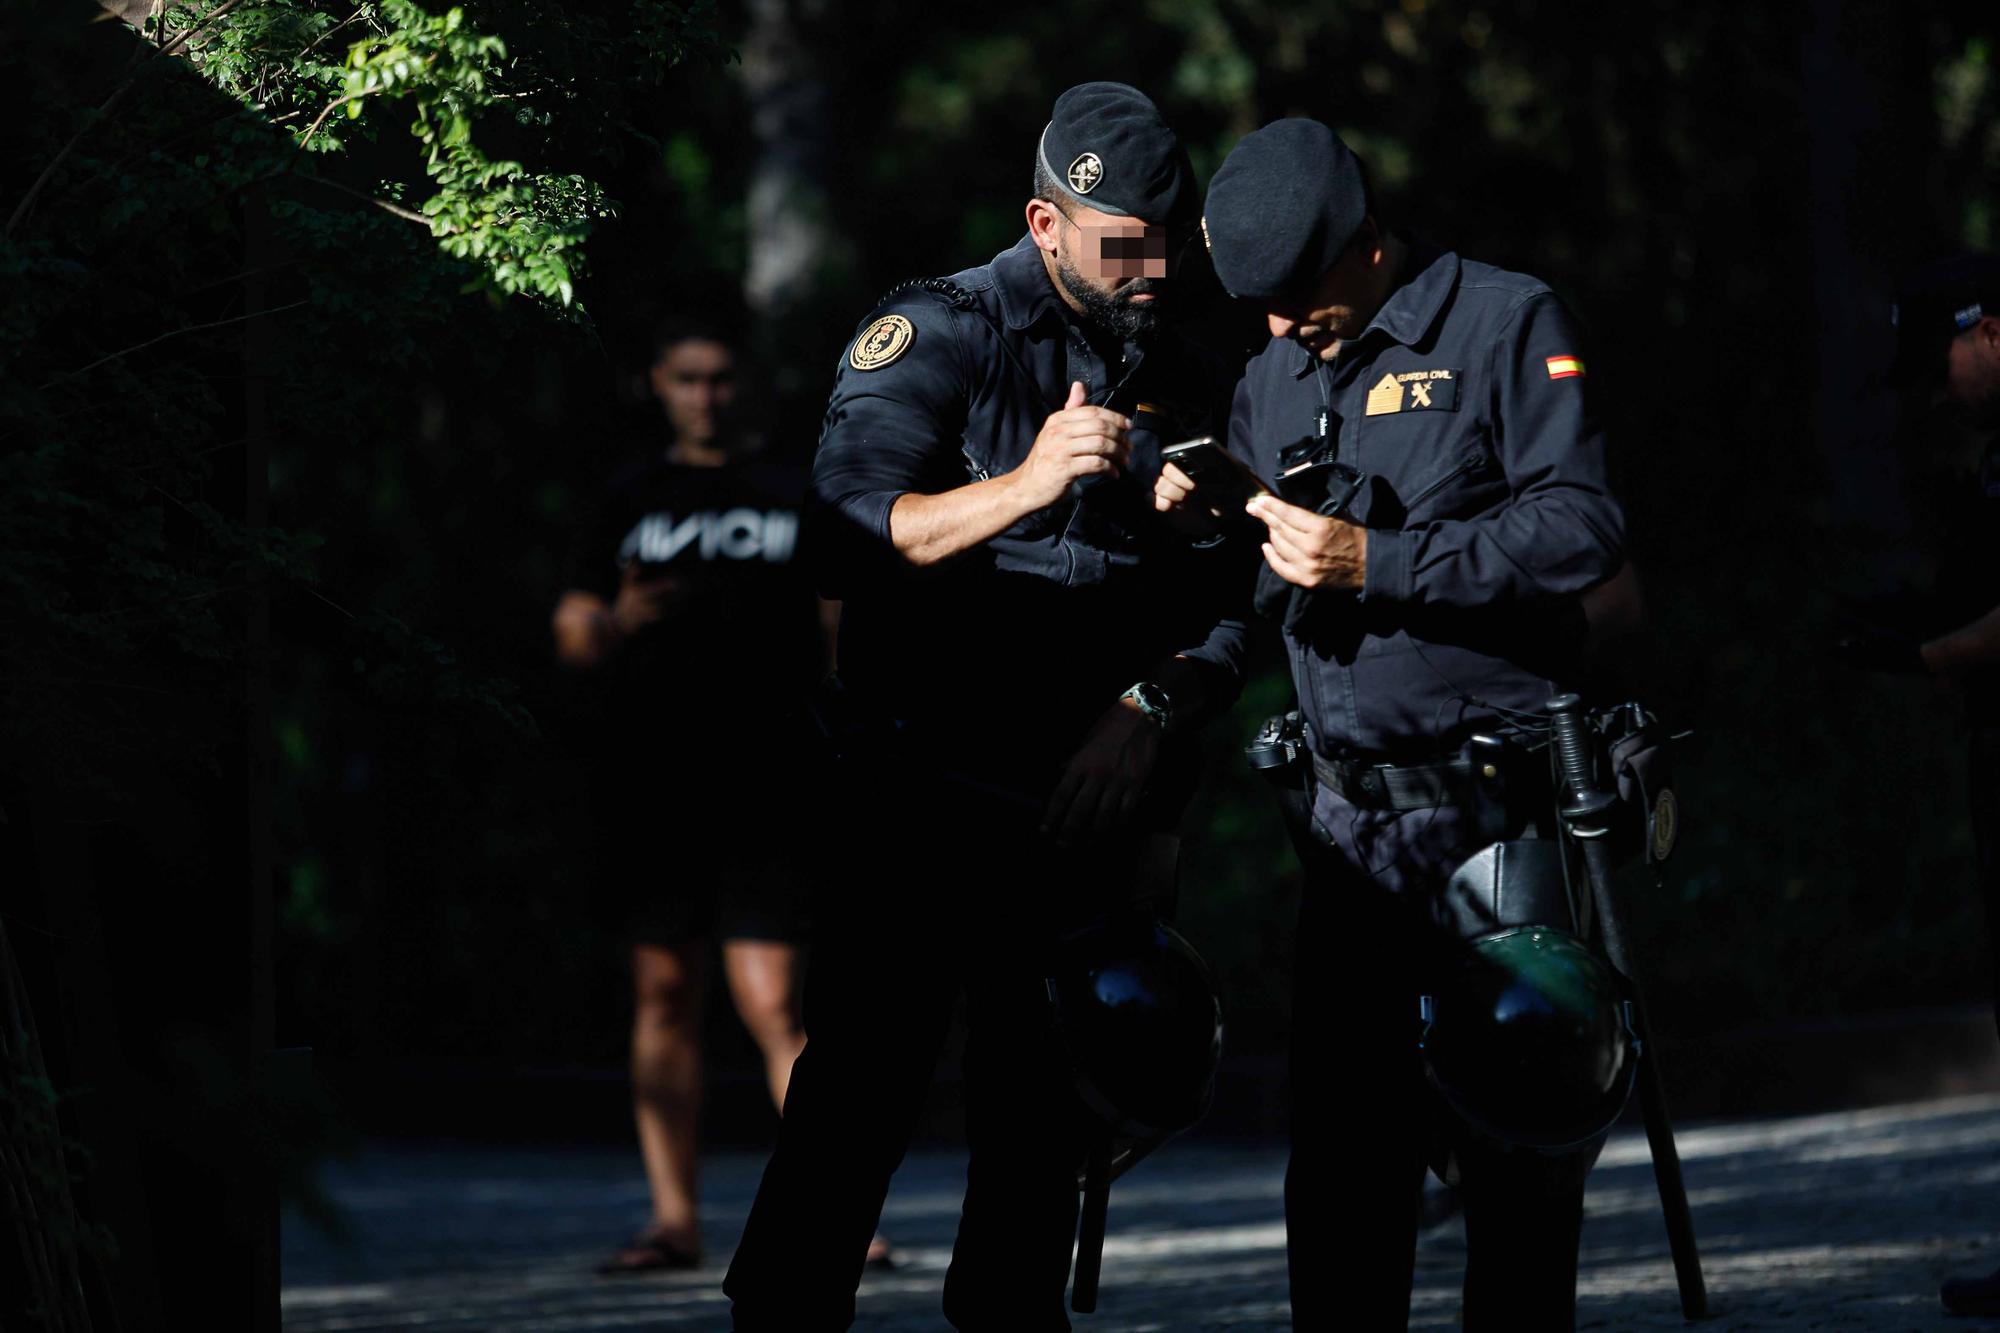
top-left (1160, 436), bottom-right (1272, 508)
top-left (1275, 437), bottom-right (1367, 516)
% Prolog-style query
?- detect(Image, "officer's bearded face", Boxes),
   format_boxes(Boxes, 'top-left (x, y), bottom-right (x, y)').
top-left (1048, 202), bottom-right (1171, 341)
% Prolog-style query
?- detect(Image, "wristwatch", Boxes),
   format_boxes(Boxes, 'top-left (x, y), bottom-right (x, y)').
top-left (1120, 681), bottom-right (1174, 734)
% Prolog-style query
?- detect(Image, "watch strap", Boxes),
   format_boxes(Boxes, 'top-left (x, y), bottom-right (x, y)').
top-left (1120, 681), bottom-right (1173, 733)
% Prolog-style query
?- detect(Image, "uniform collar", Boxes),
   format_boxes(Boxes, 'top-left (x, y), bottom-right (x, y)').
top-left (993, 234), bottom-right (1069, 332)
top-left (1289, 244), bottom-right (1459, 377)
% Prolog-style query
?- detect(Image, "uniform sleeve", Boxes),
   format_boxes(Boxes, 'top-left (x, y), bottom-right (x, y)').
top-left (1362, 293), bottom-right (1624, 608)
top-left (807, 298), bottom-right (970, 598)
top-left (1226, 362), bottom-right (1309, 622)
top-left (1172, 368), bottom-right (1257, 711)
top-left (1219, 367), bottom-right (1252, 463)
top-left (1171, 590), bottom-right (1252, 712)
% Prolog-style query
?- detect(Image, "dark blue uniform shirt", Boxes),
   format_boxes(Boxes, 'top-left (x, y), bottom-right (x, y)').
top-left (811, 235), bottom-right (1249, 777)
top-left (1930, 438), bottom-right (2000, 726)
top-left (1228, 245), bottom-right (1625, 758)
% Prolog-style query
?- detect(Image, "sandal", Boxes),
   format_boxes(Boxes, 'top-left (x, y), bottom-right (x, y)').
top-left (597, 1229), bottom-right (703, 1275)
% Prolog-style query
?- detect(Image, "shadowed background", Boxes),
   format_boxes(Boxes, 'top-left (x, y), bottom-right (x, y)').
top-left (4, 1), bottom-right (1999, 1327)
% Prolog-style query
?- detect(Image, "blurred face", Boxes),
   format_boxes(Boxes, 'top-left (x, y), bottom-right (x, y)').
top-left (1944, 317), bottom-right (2000, 426)
top-left (649, 338), bottom-right (737, 447)
top-left (1029, 196), bottom-right (1177, 341)
top-left (1265, 220), bottom-right (1389, 362)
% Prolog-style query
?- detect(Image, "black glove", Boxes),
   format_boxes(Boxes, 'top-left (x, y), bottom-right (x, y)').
top-left (1830, 621), bottom-right (1926, 674)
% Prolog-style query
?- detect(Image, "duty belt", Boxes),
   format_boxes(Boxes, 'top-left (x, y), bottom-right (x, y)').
top-left (1311, 752), bottom-right (1477, 812)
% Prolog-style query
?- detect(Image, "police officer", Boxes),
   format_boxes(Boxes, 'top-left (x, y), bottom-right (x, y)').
top-left (1163, 119), bottom-right (1624, 1326)
top-left (1835, 253), bottom-right (2000, 1317)
top-left (721, 83), bottom-right (1247, 1331)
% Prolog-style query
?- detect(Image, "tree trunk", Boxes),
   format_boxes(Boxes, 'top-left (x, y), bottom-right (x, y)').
top-left (1803, 0), bottom-right (1924, 574)
top-left (242, 176), bottom-right (281, 1333)
top-left (741, 0), bottom-right (843, 446)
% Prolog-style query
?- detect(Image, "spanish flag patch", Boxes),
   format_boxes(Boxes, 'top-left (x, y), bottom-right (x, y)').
top-left (1545, 355), bottom-right (1585, 380)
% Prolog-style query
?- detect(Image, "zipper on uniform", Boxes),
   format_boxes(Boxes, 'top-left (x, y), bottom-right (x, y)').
top-left (1403, 445), bottom-right (1488, 510)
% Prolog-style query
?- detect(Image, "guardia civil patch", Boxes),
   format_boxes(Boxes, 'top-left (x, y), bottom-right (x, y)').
top-left (850, 315), bottom-right (915, 371)
top-left (1364, 368), bottom-right (1461, 416)
top-left (1545, 355), bottom-right (1585, 380)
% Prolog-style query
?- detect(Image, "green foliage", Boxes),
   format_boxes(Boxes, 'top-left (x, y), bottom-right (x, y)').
top-left (0, 1), bottom-right (726, 1094)
top-left (147, 0), bottom-right (725, 308)
top-left (0, 0), bottom-right (723, 796)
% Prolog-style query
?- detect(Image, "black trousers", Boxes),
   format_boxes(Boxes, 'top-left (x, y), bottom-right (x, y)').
top-left (1285, 789), bottom-right (1590, 1330)
top-left (724, 773), bottom-right (1125, 1332)
top-left (1973, 726), bottom-right (2000, 1038)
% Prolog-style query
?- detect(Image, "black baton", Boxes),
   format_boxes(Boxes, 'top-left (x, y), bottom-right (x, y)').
top-left (1071, 1135), bottom-right (1113, 1313)
top-left (1550, 693), bottom-right (1709, 1321)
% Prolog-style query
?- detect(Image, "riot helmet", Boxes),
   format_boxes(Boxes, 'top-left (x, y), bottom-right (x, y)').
top-left (1420, 925), bottom-right (1638, 1153)
top-left (1046, 911), bottom-right (1224, 1314)
top-left (1046, 912), bottom-right (1223, 1145)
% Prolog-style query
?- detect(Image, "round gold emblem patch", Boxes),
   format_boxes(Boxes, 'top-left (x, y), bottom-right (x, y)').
top-left (850, 314), bottom-right (915, 372)
top-left (1649, 788), bottom-right (1679, 863)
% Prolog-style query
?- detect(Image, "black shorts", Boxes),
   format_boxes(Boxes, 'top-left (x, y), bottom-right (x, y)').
top-left (588, 761), bottom-right (813, 948)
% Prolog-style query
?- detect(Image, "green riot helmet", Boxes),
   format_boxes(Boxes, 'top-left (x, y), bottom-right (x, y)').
top-left (1420, 926), bottom-right (1638, 1153)
top-left (1046, 913), bottom-right (1224, 1147)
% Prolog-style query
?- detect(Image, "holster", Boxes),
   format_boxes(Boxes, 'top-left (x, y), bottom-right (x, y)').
top-left (1245, 709), bottom-right (1317, 860)
top-left (1435, 839), bottom-right (1588, 941)
top-left (1601, 704), bottom-right (1680, 869)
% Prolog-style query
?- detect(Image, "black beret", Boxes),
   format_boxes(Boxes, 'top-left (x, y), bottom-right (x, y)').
top-left (1038, 82), bottom-right (1196, 225)
top-left (1891, 252), bottom-right (2000, 385)
top-left (1202, 119), bottom-right (1368, 302)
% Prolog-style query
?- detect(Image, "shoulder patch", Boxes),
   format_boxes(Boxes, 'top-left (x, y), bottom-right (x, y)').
top-left (850, 314), bottom-right (915, 371)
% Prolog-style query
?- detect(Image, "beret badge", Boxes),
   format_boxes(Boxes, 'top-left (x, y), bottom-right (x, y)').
top-left (1067, 152), bottom-right (1103, 196)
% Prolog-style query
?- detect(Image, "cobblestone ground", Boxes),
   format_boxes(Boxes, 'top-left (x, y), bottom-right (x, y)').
top-left (283, 1093), bottom-right (2000, 1331)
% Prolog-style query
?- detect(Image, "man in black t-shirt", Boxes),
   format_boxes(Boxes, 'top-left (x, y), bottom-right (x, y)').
top-left (553, 320), bottom-right (855, 1272)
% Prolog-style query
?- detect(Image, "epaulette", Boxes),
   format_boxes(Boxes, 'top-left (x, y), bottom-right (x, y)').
top-left (873, 276), bottom-right (976, 312)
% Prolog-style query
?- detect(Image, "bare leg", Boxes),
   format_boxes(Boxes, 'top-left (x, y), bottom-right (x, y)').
top-left (722, 938), bottom-right (806, 1108)
top-left (724, 937), bottom-right (893, 1265)
top-left (631, 940), bottom-right (708, 1252)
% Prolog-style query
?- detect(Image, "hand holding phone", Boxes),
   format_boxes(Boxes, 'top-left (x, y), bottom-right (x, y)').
top-left (1159, 436), bottom-right (1272, 512)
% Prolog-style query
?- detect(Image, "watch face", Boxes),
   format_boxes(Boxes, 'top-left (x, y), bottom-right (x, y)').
top-left (1136, 683), bottom-right (1169, 712)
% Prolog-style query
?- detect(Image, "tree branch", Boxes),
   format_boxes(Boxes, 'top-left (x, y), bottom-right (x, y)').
top-left (293, 172), bottom-right (431, 224)
top-left (299, 7), bottom-right (370, 59)
top-left (5, 81), bottom-right (135, 238)
top-left (8, 0), bottom-right (246, 237)
top-left (38, 301), bottom-right (309, 390)
top-left (298, 93), bottom-right (363, 149)
top-left (156, 0), bottom-right (247, 62)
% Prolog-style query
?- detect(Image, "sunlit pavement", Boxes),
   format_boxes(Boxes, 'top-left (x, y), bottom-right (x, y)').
top-left (283, 1092), bottom-right (2000, 1330)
